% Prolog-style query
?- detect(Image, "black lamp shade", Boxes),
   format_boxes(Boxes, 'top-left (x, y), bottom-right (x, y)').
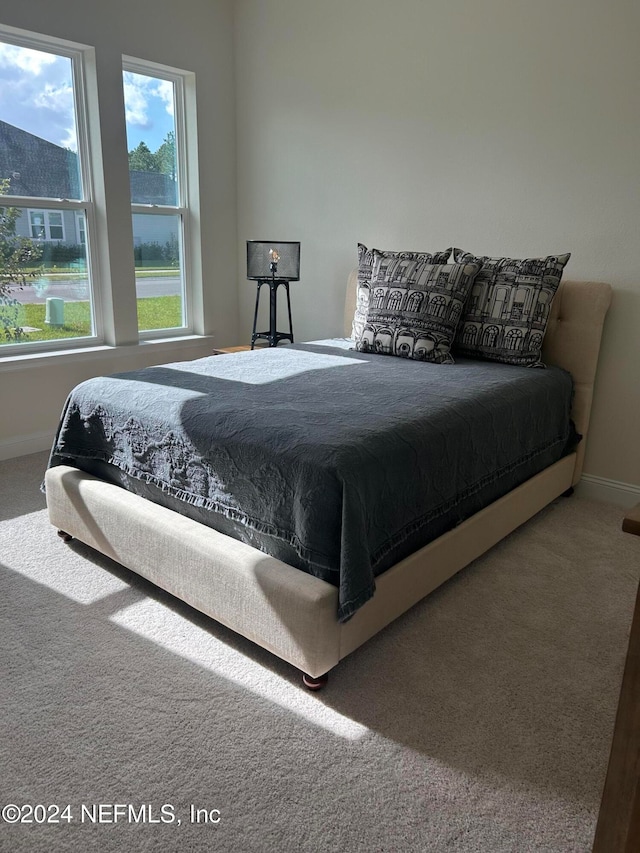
top-left (247, 240), bottom-right (300, 281)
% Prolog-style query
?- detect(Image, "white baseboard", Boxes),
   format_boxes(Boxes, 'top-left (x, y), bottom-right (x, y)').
top-left (577, 474), bottom-right (640, 508)
top-left (0, 430), bottom-right (55, 461)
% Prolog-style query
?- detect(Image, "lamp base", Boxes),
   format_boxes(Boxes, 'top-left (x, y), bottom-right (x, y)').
top-left (251, 331), bottom-right (294, 348)
top-left (251, 279), bottom-right (294, 349)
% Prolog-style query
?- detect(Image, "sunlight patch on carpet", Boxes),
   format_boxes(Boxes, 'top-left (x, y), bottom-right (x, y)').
top-left (110, 597), bottom-right (368, 740)
top-left (2, 548), bottom-right (131, 604)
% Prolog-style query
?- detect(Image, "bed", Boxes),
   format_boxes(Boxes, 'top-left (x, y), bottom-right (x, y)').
top-left (44, 270), bottom-right (612, 688)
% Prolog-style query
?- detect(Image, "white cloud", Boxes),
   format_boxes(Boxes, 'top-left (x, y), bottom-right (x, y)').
top-left (0, 43), bottom-right (57, 75)
top-left (33, 82), bottom-right (74, 114)
top-left (123, 71), bottom-right (176, 151)
top-left (123, 72), bottom-right (152, 129)
top-left (153, 79), bottom-right (175, 118)
top-left (0, 43), bottom-right (77, 149)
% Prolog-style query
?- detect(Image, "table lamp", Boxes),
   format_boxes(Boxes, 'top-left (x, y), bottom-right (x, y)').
top-left (246, 240), bottom-right (300, 348)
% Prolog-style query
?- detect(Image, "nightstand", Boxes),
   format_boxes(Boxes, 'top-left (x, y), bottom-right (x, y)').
top-left (212, 345), bottom-right (253, 354)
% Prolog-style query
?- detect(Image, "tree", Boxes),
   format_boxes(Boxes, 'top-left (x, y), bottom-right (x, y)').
top-left (156, 131), bottom-right (176, 181)
top-left (0, 178), bottom-right (42, 341)
top-left (128, 141), bottom-right (160, 173)
top-left (128, 134), bottom-right (177, 179)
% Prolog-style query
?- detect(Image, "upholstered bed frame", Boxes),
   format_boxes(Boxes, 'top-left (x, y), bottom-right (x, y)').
top-left (45, 273), bottom-right (612, 688)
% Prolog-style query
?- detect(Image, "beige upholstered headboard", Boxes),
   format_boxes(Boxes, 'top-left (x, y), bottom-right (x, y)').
top-left (344, 269), bottom-right (359, 338)
top-left (541, 280), bottom-right (612, 481)
top-left (344, 272), bottom-right (612, 483)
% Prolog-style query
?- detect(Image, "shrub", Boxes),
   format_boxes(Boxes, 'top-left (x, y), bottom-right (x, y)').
top-left (0, 179), bottom-right (42, 340)
top-left (134, 238), bottom-right (179, 266)
top-left (38, 242), bottom-right (85, 265)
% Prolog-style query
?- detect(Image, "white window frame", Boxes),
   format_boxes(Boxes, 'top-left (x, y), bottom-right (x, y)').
top-left (123, 57), bottom-right (192, 339)
top-left (0, 26), bottom-right (102, 355)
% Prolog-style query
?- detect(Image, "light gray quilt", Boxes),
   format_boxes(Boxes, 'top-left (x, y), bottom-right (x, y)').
top-left (46, 341), bottom-right (577, 621)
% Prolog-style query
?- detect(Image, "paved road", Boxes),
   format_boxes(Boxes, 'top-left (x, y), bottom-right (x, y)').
top-left (6, 276), bottom-right (181, 304)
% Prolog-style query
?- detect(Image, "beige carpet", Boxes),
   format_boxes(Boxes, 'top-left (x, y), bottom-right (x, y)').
top-left (1, 451), bottom-right (638, 852)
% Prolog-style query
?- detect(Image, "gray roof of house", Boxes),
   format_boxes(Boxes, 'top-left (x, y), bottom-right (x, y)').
top-left (129, 169), bottom-right (177, 205)
top-left (0, 120), bottom-right (177, 205)
top-left (0, 119), bottom-right (80, 199)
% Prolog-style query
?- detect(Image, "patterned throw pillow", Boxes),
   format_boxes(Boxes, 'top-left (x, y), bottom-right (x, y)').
top-left (354, 253), bottom-right (481, 364)
top-left (452, 249), bottom-right (571, 367)
top-left (351, 243), bottom-right (452, 339)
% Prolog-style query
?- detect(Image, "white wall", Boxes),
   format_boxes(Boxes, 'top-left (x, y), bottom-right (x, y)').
top-left (0, 0), bottom-right (238, 457)
top-left (234, 0), bottom-right (640, 492)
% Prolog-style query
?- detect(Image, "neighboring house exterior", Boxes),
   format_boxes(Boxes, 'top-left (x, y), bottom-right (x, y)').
top-left (0, 119), bottom-right (176, 248)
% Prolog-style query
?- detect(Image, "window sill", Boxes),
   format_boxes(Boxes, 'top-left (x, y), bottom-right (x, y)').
top-left (0, 334), bottom-right (216, 372)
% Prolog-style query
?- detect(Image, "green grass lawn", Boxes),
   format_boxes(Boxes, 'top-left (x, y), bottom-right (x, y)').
top-left (4, 296), bottom-right (183, 343)
top-left (137, 295), bottom-right (183, 331)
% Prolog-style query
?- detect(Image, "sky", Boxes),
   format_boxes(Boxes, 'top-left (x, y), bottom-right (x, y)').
top-left (0, 41), bottom-right (175, 154)
top-left (123, 71), bottom-right (175, 153)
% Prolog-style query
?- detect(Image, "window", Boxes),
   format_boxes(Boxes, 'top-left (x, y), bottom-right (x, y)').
top-left (388, 289), bottom-right (403, 311)
top-left (123, 61), bottom-right (189, 336)
top-left (462, 324), bottom-right (478, 346)
top-left (429, 294), bottom-right (446, 317)
top-left (0, 33), bottom-right (98, 349)
top-left (0, 25), bottom-right (198, 354)
top-left (29, 210), bottom-right (66, 241)
top-left (505, 328), bottom-right (524, 350)
top-left (406, 292), bottom-right (424, 312)
top-left (75, 212), bottom-right (86, 244)
top-left (482, 325), bottom-right (499, 347)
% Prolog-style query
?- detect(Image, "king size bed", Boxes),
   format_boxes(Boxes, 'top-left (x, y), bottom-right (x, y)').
top-left (44, 265), bottom-right (612, 689)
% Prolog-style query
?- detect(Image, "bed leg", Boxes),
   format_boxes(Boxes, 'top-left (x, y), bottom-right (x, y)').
top-left (302, 672), bottom-right (329, 691)
top-left (562, 486), bottom-right (575, 497)
top-left (57, 529), bottom-right (73, 542)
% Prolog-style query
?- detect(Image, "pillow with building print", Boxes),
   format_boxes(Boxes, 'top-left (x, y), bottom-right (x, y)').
top-left (353, 252), bottom-right (481, 364)
top-left (452, 250), bottom-right (571, 367)
top-left (352, 243), bottom-right (452, 340)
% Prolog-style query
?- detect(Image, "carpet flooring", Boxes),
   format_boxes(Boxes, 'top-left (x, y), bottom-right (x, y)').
top-left (1, 451), bottom-right (639, 852)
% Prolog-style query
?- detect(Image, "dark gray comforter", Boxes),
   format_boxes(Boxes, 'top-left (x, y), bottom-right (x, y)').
top-left (46, 341), bottom-right (577, 621)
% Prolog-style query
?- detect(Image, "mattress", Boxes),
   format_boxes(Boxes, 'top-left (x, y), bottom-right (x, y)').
top-left (46, 339), bottom-right (577, 620)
